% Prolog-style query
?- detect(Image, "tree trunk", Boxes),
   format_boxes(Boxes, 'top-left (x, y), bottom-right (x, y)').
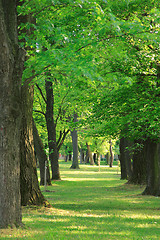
top-left (93, 153), bottom-right (97, 164)
top-left (20, 86), bottom-right (46, 206)
top-left (80, 148), bottom-right (84, 164)
top-left (86, 142), bottom-right (94, 165)
top-left (97, 152), bottom-right (100, 171)
top-left (33, 119), bottom-right (51, 186)
top-left (69, 152), bottom-right (72, 161)
top-left (70, 113), bottom-right (79, 169)
top-left (84, 149), bottom-right (89, 163)
top-left (129, 140), bottom-right (146, 185)
top-left (65, 154), bottom-right (68, 162)
top-left (45, 79), bottom-right (61, 180)
top-left (109, 140), bottom-right (114, 168)
top-left (143, 139), bottom-right (160, 196)
top-left (119, 138), bottom-right (127, 179)
top-left (119, 138), bottom-right (133, 180)
top-left (106, 152), bottom-right (110, 165)
top-left (0, 0), bottom-right (25, 228)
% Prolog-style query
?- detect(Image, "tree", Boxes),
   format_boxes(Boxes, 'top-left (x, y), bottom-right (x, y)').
top-left (0, 0), bottom-right (25, 228)
top-left (17, 0), bottom-right (47, 205)
top-left (87, 1), bottom-right (160, 195)
top-left (70, 113), bottom-right (80, 169)
top-left (20, 85), bottom-right (46, 205)
top-left (17, 0), bottom-right (160, 196)
top-left (33, 119), bottom-right (51, 186)
top-left (45, 78), bottom-right (61, 180)
top-left (129, 140), bottom-right (146, 184)
top-left (143, 139), bottom-right (160, 196)
top-left (34, 78), bottom-right (70, 180)
top-left (109, 140), bottom-right (114, 168)
top-left (119, 137), bottom-right (133, 180)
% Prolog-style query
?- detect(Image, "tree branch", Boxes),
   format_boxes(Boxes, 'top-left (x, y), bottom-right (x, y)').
top-left (36, 84), bottom-right (47, 103)
top-left (23, 64), bottom-right (51, 88)
top-left (33, 109), bottom-right (46, 116)
top-left (57, 129), bottom-right (70, 151)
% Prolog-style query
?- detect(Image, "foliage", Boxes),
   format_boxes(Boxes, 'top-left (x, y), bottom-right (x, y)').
top-left (18, 0), bottom-right (160, 149)
top-left (88, 0), bottom-right (160, 141)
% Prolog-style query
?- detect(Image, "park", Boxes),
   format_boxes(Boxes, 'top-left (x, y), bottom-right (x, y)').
top-left (0, 0), bottom-right (160, 239)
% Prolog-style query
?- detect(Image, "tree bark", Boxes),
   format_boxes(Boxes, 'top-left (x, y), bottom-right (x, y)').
top-left (20, 86), bottom-right (46, 206)
top-left (129, 140), bottom-right (146, 185)
top-left (119, 138), bottom-right (133, 180)
top-left (70, 113), bottom-right (79, 169)
top-left (33, 119), bottom-right (51, 186)
top-left (143, 139), bottom-right (160, 196)
top-left (45, 79), bottom-right (61, 180)
top-left (0, 0), bottom-right (24, 228)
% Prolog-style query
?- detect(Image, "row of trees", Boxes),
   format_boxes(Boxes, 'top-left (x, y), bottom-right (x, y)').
top-left (0, 0), bottom-right (159, 229)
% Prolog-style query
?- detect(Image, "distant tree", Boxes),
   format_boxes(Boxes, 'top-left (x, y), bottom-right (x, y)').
top-left (70, 113), bottom-right (80, 169)
top-left (33, 119), bottom-right (51, 186)
top-left (119, 137), bottom-right (133, 180)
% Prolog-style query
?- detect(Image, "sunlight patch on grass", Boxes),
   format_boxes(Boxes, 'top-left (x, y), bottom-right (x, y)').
top-left (121, 213), bottom-right (160, 220)
top-left (137, 222), bottom-right (159, 228)
top-left (62, 177), bottom-right (118, 182)
top-left (0, 228), bottom-right (44, 239)
top-left (2, 162), bottom-right (160, 240)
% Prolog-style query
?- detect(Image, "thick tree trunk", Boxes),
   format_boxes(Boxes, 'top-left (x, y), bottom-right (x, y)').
top-left (119, 138), bottom-right (133, 180)
top-left (45, 79), bottom-right (61, 180)
top-left (143, 139), bottom-right (160, 196)
top-left (70, 113), bottom-right (79, 169)
top-left (0, 0), bottom-right (24, 228)
top-left (86, 143), bottom-right (94, 165)
top-left (20, 86), bottom-right (46, 206)
top-left (33, 119), bottom-right (51, 186)
top-left (129, 140), bottom-right (146, 185)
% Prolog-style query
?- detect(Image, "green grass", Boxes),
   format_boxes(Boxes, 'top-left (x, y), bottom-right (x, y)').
top-left (1, 161), bottom-right (160, 239)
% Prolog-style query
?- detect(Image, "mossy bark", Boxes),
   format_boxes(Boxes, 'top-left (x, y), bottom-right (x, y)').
top-left (0, 0), bottom-right (24, 228)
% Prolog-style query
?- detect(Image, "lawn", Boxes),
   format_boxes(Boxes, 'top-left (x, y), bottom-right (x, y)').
top-left (1, 161), bottom-right (160, 239)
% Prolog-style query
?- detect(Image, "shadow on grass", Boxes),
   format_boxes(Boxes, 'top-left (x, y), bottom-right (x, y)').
top-left (1, 163), bottom-right (160, 240)
top-left (1, 207), bottom-right (159, 240)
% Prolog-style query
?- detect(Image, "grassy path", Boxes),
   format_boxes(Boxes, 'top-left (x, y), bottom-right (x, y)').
top-left (1, 161), bottom-right (160, 239)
